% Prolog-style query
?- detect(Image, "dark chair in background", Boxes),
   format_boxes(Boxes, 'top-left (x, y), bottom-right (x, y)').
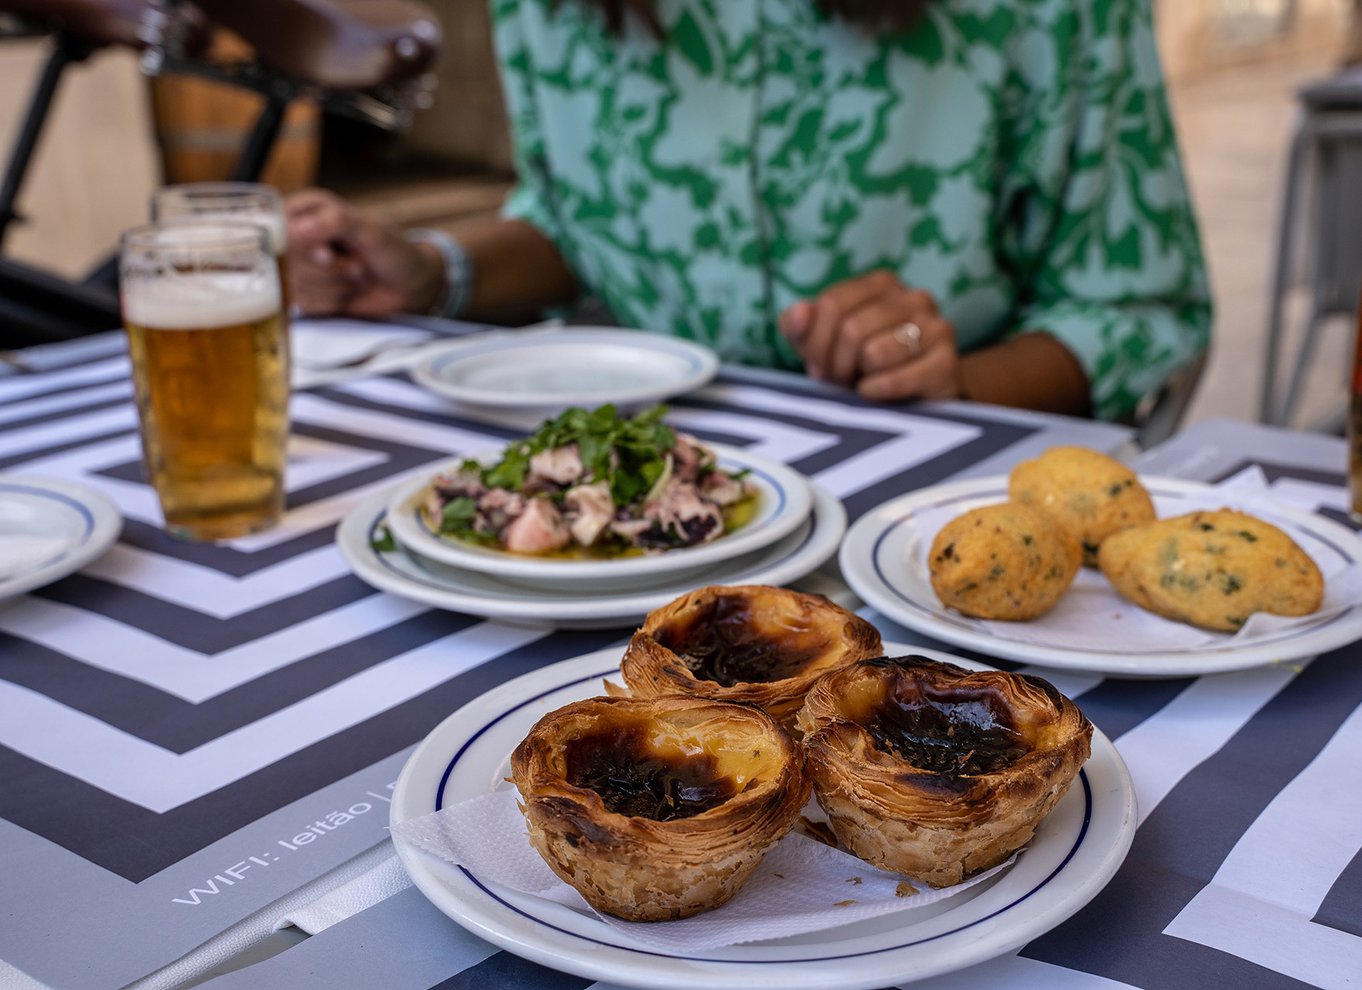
top-left (0, 0), bottom-right (442, 348)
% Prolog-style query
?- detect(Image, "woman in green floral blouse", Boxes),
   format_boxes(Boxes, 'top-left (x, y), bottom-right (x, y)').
top-left (288, 0), bottom-right (1211, 422)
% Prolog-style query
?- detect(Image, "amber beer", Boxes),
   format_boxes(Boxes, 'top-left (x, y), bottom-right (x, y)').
top-left (121, 222), bottom-right (289, 541)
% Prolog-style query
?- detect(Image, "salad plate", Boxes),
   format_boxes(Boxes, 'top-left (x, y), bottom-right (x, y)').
top-left (840, 475), bottom-right (1362, 678)
top-left (338, 483), bottom-right (844, 629)
top-left (391, 644), bottom-right (1136, 990)
top-left (410, 327), bottom-right (719, 413)
top-left (386, 443), bottom-right (813, 590)
top-left (0, 476), bottom-right (122, 602)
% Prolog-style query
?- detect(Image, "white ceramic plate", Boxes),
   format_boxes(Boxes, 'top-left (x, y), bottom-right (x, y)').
top-left (410, 327), bottom-right (719, 412)
top-left (386, 444), bottom-right (813, 590)
top-left (339, 483), bottom-right (844, 629)
top-left (840, 475), bottom-right (1362, 678)
top-left (0, 476), bottom-right (121, 601)
top-left (391, 644), bottom-right (1136, 990)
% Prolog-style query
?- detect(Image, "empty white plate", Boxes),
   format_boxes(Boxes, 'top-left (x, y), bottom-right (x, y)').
top-left (410, 327), bottom-right (719, 413)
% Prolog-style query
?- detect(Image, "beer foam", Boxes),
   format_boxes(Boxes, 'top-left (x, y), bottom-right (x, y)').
top-left (167, 212), bottom-right (288, 252)
top-left (123, 271), bottom-right (281, 330)
top-left (246, 210), bottom-right (288, 252)
top-left (190, 209), bottom-right (286, 252)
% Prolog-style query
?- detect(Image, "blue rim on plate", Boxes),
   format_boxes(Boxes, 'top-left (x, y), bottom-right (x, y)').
top-left (0, 476), bottom-right (122, 601)
top-left (390, 646), bottom-right (1136, 990)
top-left (336, 483), bottom-right (844, 628)
top-left (839, 475), bottom-right (1362, 678)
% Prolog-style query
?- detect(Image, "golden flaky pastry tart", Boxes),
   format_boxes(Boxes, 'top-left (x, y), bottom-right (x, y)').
top-left (619, 584), bottom-right (882, 728)
top-left (510, 694), bottom-right (809, 921)
top-left (796, 656), bottom-right (1092, 888)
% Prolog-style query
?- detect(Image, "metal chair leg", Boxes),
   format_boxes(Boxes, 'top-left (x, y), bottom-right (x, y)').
top-left (0, 33), bottom-right (93, 250)
top-left (1276, 132), bottom-right (1340, 426)
top-left (1260, 115), bottom-right (1311, 424)
top-left (230, 89), bottom-right (291, 182)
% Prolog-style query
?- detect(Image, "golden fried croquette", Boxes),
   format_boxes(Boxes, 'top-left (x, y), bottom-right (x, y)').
top-left (1098, 509), bottom-right (1324, 632)
top-left (928, 502), bottom-right (1082, 621)
top-left (1009, 446), bottom-right (1155, 566)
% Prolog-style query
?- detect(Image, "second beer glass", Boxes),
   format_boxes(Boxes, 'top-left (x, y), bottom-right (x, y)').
top-left (120, 221), bottom-right (290, 541)
top-left (151, 182), bottom-right (291, 310)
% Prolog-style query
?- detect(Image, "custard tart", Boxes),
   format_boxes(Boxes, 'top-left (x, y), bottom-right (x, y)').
top-left (510, 694), bottom-right (809, 921)
top-left (620, 584), bottom-right (883, 728)
top-left (796, 655), bottom-right (1092, 888)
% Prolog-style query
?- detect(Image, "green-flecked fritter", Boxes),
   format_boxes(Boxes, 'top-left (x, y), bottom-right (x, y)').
top-left (928, 502), bottom-right (1082, 621)
top-left (1009, 446), bottom-right (1156, 566)
top-left (1097, 508), bottom-right (1324, 632)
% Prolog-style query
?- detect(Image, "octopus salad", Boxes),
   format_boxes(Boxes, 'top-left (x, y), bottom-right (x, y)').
top-left (421, 405), bottom-right (757, 557)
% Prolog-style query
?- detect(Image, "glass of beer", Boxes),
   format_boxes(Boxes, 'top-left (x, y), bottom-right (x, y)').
top-left (151, 182), bottom-right (291, 310)
top-left (120, 220), bottom-right (290, 541)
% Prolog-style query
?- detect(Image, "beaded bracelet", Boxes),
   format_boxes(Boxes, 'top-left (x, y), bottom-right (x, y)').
top-left (405, 228), bottom-right (475, 319)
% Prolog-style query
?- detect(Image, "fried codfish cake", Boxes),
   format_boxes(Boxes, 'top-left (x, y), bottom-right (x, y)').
top-left (1098, 509), bottom-right (1324, 632)
top-left (1009, 446), bottom-right (1155, 566)
top-left (928, 502), bottom-right (1081, 621)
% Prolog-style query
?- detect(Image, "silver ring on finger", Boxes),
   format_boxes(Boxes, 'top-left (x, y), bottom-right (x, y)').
top-left (891, 321), bottom-right (923, 359)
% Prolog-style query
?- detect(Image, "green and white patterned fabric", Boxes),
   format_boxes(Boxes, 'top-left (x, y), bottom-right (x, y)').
top-left (490, 0), bottom-right (1212, 420)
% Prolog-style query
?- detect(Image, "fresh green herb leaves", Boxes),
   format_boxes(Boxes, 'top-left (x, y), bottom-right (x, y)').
top-left (370, 525), bottom-right (397, 552)
top-left (480, 403), bottom-right (678, 507)
top-left (427, 404), bottom-right (748, 554)
top-left (435, 495), bottom-right (496, 542)
top-left (442, 496), bottom-right (478, 528)
top-left (484, 443), bottom-right (530, 490)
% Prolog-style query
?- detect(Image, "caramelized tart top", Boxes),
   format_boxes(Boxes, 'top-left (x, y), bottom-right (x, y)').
top-left (621, 584), bottom-right (883, 726)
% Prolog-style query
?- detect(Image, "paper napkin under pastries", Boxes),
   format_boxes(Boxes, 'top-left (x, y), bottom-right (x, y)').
top-left (390, 789), bottom-right (1009, 952)
top-left (911, 467), bottom-right (1362, 650)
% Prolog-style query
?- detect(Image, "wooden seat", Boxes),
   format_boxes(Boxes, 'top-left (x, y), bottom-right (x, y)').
top-left (0, 0), bottom-right (444, 346)
top-left (1, 0), bottom-right (207, 53)
top-left (193, 0), bottom-right (441, 93)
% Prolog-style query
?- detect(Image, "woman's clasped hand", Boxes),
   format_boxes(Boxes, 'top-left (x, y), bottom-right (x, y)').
top-left (778, 271), bottom-right (961, 403)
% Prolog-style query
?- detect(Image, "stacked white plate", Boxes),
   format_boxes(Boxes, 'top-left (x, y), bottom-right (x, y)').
top-left (337, 445), bottom-right (841, 629)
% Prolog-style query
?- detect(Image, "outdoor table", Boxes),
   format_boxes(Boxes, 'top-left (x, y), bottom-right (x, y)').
top-left (0, 321), bottom-right (1357, 990)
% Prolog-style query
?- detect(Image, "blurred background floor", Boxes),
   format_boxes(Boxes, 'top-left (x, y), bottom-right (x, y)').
top-left (1172, 47), bottom-right (1357, 431)
top-left (0, 0), bottom-right (1357, 438)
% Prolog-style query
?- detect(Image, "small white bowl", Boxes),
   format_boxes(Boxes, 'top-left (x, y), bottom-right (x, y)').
top-left (384, 444), bottom-right (813, 591)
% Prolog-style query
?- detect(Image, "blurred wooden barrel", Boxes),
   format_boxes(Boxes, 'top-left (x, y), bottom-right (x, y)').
top-left (146, 31), bottom-right (320, 193)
